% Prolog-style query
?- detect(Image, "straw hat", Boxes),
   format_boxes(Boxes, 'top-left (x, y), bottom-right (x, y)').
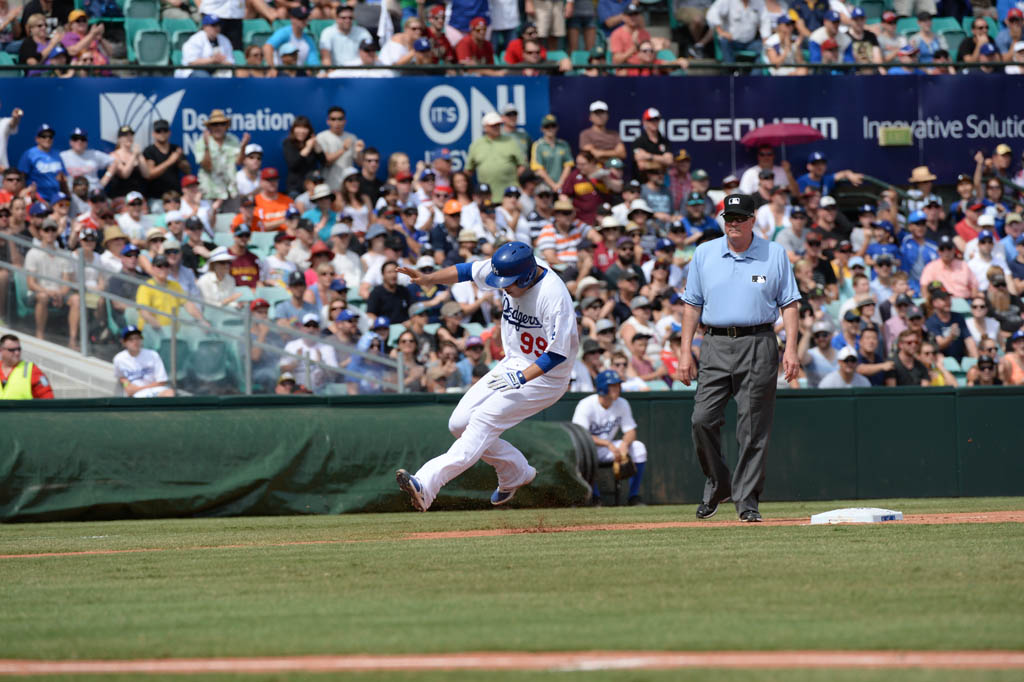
top-left (205, 109), bottom-right (230, 126)
top-left (908, 166), bottom-right (937, 183)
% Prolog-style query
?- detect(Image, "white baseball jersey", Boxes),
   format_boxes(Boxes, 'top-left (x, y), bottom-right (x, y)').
top-left (572, 394), bottom-right (637, 441)
top-left (469, 260), bottom-right (578, 383)
top-left (113, 349), bottom-right (168, 387)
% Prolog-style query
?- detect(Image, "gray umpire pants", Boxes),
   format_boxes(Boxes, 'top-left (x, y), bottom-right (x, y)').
top-left (691, 330), bottom-right (779, 515)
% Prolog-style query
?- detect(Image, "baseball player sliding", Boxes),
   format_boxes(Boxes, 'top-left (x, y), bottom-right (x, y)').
top-left (394, 241), bottom-right (579, 511)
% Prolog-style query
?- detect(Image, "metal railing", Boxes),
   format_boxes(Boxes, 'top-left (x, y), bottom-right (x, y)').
top-left (0, 231), bottom-right (405, 395)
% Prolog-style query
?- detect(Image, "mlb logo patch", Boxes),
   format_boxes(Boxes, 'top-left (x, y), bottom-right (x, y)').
top-left (728, 197), bottom-right (740, 205)
top-left (752, 275), bottom-right (767, 284)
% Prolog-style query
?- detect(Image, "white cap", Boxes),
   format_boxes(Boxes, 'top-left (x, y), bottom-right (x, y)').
top-left (207, 246), bottom-right (234, 264)
top-left (415, 254), bottom-right (437, 269)
top-left (301, 312), bottom-right (320, 326)
top-left (481, 111), bottom-right (503, 126)
top-left (125, 190), bottom-right (145, 204)
top-left (164, 209), bottom-right (183, 223)
top-left (977, 214), bottom-right (995, 227)
top-left (838, 346), bottom-right (858, 361)
top-left (244, 143), bottom-right (263, 156)
top-left (1015, 40), bottom-right (1024, 52)
top-left (330, 222), bottom-right (351, 236)
top-left (820, 195), bottom-right (837, 208)
top-left (628, 198), bottom-right (653, 215)
top-left (163, 236), bottom-right (181, 250)
top-left (589, 100), bottom-right (609, 112)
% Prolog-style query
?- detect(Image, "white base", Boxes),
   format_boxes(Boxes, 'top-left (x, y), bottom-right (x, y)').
top-left (810, 507), bottom-right (904, 525)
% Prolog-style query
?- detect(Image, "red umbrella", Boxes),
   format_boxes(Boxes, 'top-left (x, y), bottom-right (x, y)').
top-left (740, 123), bottom-right (824, 148)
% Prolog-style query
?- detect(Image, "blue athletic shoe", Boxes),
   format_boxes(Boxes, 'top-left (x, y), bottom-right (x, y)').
top-left (396, 469), bottom-right (427, 512)
top-left (490, 469), bottom-right (536, 506)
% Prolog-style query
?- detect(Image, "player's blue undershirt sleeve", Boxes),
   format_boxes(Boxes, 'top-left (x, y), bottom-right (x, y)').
top-left (535, 352), bottom-right (565, 373)
top-left (455, 262), bottom-right (473, 282)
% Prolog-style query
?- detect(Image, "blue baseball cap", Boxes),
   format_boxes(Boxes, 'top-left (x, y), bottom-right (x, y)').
top-left (1012, 329), bottom-right (1024, 341)
top-left (977, 229), bottom-right (995, 241)
top-left (908, 210), bottom-right (926, 224)
top-left (36, 123), bottom-right (54, 136)
top-left (70, 127), bottom-right (88, 140)
top-left (201, 13), bottom-right (221, 26)
top-left (808, 151), bottom-right (826, 164)
top-left (980, 43), bottom-right (997, 56)
top-left (371, 315), bottom-right (391, 330)
top-left (121, 243), bottom-right (140, 255)
top-left (777, 14), bottom-right (793, 24)
top-left (872, 220), bottom-right (894, 233)
top-left (824, 10), bottom-right (840, 22)
top-left (29, 202), bottom-right (51, 216)
top-left (279, 43), bottom-right (300, 56)
top-left (335, 309), bottom-right (358, 322)
top-left (655, 237), bottom-right (674, 252)
top-left (285, 205), bottom-right (300, 219)
top-left (413, 37), bottom-right (431, 52)
top-left (329, 279), bottom-right (348, 293)
top-left (121, 325), bottom-right (142, 339)
top-left (433, 148), bottom-right (452, 160)
top-left (851, 6), bottom-right (865, 18)
top-left (859, 204), bottom-right (876, 214)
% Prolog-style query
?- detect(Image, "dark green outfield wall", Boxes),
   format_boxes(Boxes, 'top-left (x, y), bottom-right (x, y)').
top-left (2, 388), bottom-right (1022, 521)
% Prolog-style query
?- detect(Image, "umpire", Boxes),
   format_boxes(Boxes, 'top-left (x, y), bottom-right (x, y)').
top-left (677, 193), bottom-right (801, 522)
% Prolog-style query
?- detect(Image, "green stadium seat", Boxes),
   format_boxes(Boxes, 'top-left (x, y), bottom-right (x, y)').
top-left (125, 18), bottom-right (159, 61)
top-left (309, 19), bottom-right (333, 41)
top-left (256, 286), bottom-right (291, 306)
top-left (214, 213), bottom-right (236, 232)
top-left (547, 49), bottom-right (568, 64)
top-left (932, 17), bottom-right (960, 35)
top-left (213, 233), bottom-right (234, 249)
top-left (234, 49), bottom-right (245, 64)
top-left (133, 29), bottom-right (170, 66)
top-left (943, 30), bottom-right (965, 56)
top-left (171, 49), bottom-right (182, 66)
top-left (272, 19), bottom-right (290, 31)
top-left (896, 17), bottom-right (918, 36)
top-left (124, 0), bottom-right (159, 18)
top-left (388, 322), bottom-right (405, 347)
top-left (158, 337), bottom-right (191, 384)
top-left (859, 0), bottom-right (884, 21)
top-left (249, 231), bottom-right (276, 256)
top-left (646, 380), bottom-right (670, 391)
top-left (950, 297), bottom-right (970, 315)
top-left (943, 356), bottom-right (961, 374)
top-left (0, 51), bottom-right (20, 77)
top-left (162, 17), bottom-right (197, 51)
top-left (961, 357), bottom-right (978, 373)
top-left (571, 50), bottom-right (590, 67)
top-left (243, 18), bottom-right (272, 46)
top-left (190, 338), bottom-right (230, 383)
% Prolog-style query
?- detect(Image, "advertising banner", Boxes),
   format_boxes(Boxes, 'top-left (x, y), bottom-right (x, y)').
top-left (550, 75), bottom-right (1024, 187)
top-left (0, 77), bottom-right (550, 184)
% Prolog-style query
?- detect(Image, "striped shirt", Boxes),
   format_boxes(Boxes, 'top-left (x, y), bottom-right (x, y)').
top-left (536, 221), bottom-right (592, 265)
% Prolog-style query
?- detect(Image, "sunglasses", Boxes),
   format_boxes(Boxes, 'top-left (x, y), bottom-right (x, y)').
top-left (980, 365), bottom-right (996, 370)
top-left (42, 227), bottom-right (58, 233)
top-left (524, 50), bottom-right (541, 55)
top-left (164, 249), bottom-right (180, 255)
top-left (972, 304), bottom-right (987, 309)
top-left (153, 263), bottom-right (169, 269)
top-left (399, 338), bottom-right (416, 344)
top-left (723, 215), bottom-right (748, 224)
top-left (612, 362), bottom-right (628, 368)
top-left (841, 357), bottom-right (858, 364)
top-left (555, 210), bottom-right (574, 216)
top-left (814, 332), bottom-right (830, 339)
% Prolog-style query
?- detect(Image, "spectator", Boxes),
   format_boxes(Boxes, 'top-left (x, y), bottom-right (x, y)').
top-left (117, 192), bottom-right (153, 246)
top-left (264, 5), bottom-right (319, 68)
top-left (456, 16), bottom-right (503, 73)
top-left (274, 270), bottom-right (319, 327)
top-left (18, 13), bottom-right (64, 72)
top-left (0, 1), bottom-right (22, 54)
top-left (754, 184), bottom-right (791, 240)
top-left (631, 107), bottom-right (672, 180)
top-left (570, 337), bottom-right (605, 391)
top-left (925, 285), bottom-right (973, 362)
top-left (143, 119), bottom-right (190, 207)
top-left (818, 346), bottom-right (871, 388)
top-left (876, 11), bottom-right (906, 61)
top-left (262, 231), bottom-right (297, 287)
top-left (18, 123), bottom-right (66, 204)
top-left (316, 107), bottom-right (361, 194)
top-left (919, 339), bottom-right (956, 386)
top-left (666, 150), bottom-right (692, 208)
top-left (467, 112), bottom-right (525, 203)
top-left (565, 0), bottom-right (597, 52)
top-left (997, 9), bottom-right (1023, 56)
top-left (253, 167), bottom-right (293, 232)
top-left (0, 333), bottom-right (54, 399)
top-left (355, 146), bottom-right (383, 206)
top-left (227, 224), bottom-right (261, 287)
top-left (135, 253), bottom-right (205, 332)
top-left (846, 7), bottom-right (882, 72)
top-left (235, 143), bottom-right (263, 197)
top-left (25, 217), bottom-right (79, 347)
top-left (176, 14), bottom-right (234, 78)
top-left (162, 235), bottom-right (198, 300)
top-left (62, 9), bottom-right (111, 65)
top-left (796, 151), bottom-right (862, 196)
top-left (899, 211), bottom-right (939, 295)
top-left (537, 198), bottom-right (591, 272)
top-left (424, 4), bottom-right (456, 63)
top-left (434, 300), bottom-right (468, 352)
top-left (379, 15), bottom-right (424, 67)
top-left (610, 4), bottom-right (659, 65)
top-left (579, 100), bottom-right (626, 163)
top-left (196, 247), bottom-right (242, 308)
top-left (893, 328), bottom-right (929, 385)
top-left (59, 127), bottom-right (110, 192)
top-left (390, 328), bottom-right (427, 392)
top-left (673, 0), bottom-right (714, 58)
top-left (999, 330), bottom-right (1024, 385)
top-left (454, 334), bottom-right (486, 385)
top-left (366, 260), bottom-right (412, 324)
top-left (957, 16), bottom-right (995, 63)
top-left (528, 0), bottom-right (566, 50)
top-left (499, 104), bottom-right (531, 159)
top-left (798, 319), bottom-right (837, 387)
top-left (832, 309), bottom-right (861, 351)
top-left (763, 14), bottom-right (808, 75)
top-left (681, 191), bottom-right (718, 244)
top-left (280, 313), bottom-right (339, 394)
top-left (855, 325), bottom-right (896, 386)
top-left (234, 43), bottom-right (268, 78)
top-left (967, 353), bottom-right (1003, 385)
top-left (429, 200), bottom-right (464, 266)
top-left (562, 150), bottom-right (617, 226)
top-left (706, 0), bottom-right (764, 63)
top-left (232, 195), bottom-right (257, 233)
top-left (99, 224), bottom-right (128, 271)
top-left (572, 370), bottom-right (648, 504)
top-left (621, 38), bottom-right (688, 74)
top-left (965, 296), bottom-right (1001, 348)
top-left (193, 109), bottom-right (245, 201)
top-left (113, 326), bottom-right (174, 398)
top-left (790, 0), bottom-right (827, 34)
top-left (603, 235), bottom-right (645, 287)
top-left (919, 234), bottom-right (978, 299)
top-left (105, 242), bottom-right (143, 328)
top-left (425, 339), bottom-right (465, 392)
top-left (102, 126), bottom-right (150, 199)
top-left (807, 10), bottom-right (847, 64)
top-left (909, 12), bottom-right (946, 63)
top-left (180, 176), bottom-right (215, 237)
top-left (319, 3), bottom-right (370, 67)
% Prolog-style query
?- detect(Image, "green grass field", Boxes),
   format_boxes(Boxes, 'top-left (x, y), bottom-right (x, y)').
top-left (2, 497), bottom-right (1022, 681)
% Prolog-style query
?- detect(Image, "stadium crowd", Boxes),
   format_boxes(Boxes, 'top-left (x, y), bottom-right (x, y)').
top-left (3, 0), bottom-right (1024, 76)
top-left (1, 91), bottom-right (1024, 397)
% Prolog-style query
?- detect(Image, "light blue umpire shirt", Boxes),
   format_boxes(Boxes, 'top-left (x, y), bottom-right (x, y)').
top-left (683, 234), bottom-right (802, 327)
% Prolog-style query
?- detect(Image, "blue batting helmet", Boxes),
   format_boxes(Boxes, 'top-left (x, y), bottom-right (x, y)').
top-left (485, 241), bottom-right (536, 288)
top-left (595, 369), bottom-right (623, 396)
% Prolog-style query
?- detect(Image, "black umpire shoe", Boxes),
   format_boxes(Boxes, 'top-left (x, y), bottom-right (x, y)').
top-left (696, 502), bottom-right (718, 519)
top-left (739, 510), bottom-right (763, 522)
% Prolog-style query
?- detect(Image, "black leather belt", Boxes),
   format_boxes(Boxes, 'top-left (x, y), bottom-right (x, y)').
top-left (705, 323), bottom-right (773, 338)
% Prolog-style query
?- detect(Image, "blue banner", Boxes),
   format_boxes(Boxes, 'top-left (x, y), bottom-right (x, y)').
top-left (550, 75), bottom-right (1024, 187)
top-left (0, 77), bottom-right (550, 184)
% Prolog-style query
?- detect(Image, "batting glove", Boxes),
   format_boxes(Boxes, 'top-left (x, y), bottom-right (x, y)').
top-left (487, 370), bottom-right (527, 392)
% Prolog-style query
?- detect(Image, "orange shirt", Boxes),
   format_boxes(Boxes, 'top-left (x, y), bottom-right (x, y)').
top-left (231, 211), bottom-right (256, 231)
top-left (254, 192), bottom-right (294, 232)
top-left (0, 362), bottom-right (55, 399)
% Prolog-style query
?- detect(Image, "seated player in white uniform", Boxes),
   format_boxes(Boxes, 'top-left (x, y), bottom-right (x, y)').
top-left (112, 326), bottom-right (174, 398)
top-left (394, 241), bottom-right (579, 511)
top-left (572, 369), bottom-right (648, 505)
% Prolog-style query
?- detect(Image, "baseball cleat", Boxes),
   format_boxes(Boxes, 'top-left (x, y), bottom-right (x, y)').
top-left (696, 502), bottom-right (718, 519)
top-left (396, 469), bottom-right (427, 512)
top-left (490, 468), bottom-right (536, 506)
top-left (739, 510), bottom-right (762, 522)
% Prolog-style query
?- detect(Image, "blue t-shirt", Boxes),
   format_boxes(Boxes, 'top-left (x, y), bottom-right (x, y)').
top-left (857, 349), bottom-right (892, 386)
top-left (266, 27), bottom-right (320, 65)
top-left (305, 208), bottom-right (340, 241)
top-left (448, 0), bottom-right (490, 33)
top-left (18, 147), bottom-right (66, 203)
top-left (925, 312), bottom-right (969, 362)
top-left (273, 298), bottom-right (320, 324)
top-left (683, 235), bottom-right (802, 327)
top-left (803, 346), bottom-right (838, 388)
top-left (598, 0), bottom-right (630, 32)
top-left (682, 215), bottom-right (719, 237)
top-left (641, 186), bottom-right (673, 216)
top-left (797, 171), bottom-right (836, 196)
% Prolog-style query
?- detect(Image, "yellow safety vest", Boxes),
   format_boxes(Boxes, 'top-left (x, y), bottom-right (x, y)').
top-left (0, 361), bottom-right (35, 400)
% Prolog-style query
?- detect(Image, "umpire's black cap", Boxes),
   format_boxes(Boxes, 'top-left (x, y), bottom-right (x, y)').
top-left (721, 193), bottom-right (756, 218)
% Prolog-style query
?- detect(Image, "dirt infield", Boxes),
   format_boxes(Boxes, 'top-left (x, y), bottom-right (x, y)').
top-left (2, 650), bottom-right (1023, 675)
top-left (405, 510), bottom-right (1024, 540)
top-left (1, 511), bottom-right (1020, 560)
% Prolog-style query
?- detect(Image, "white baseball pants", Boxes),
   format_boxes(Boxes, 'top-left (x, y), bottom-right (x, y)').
top-left (595, 439), bottom-right (647, 465)
top-left (414, 365), bottom-right (568, 509)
